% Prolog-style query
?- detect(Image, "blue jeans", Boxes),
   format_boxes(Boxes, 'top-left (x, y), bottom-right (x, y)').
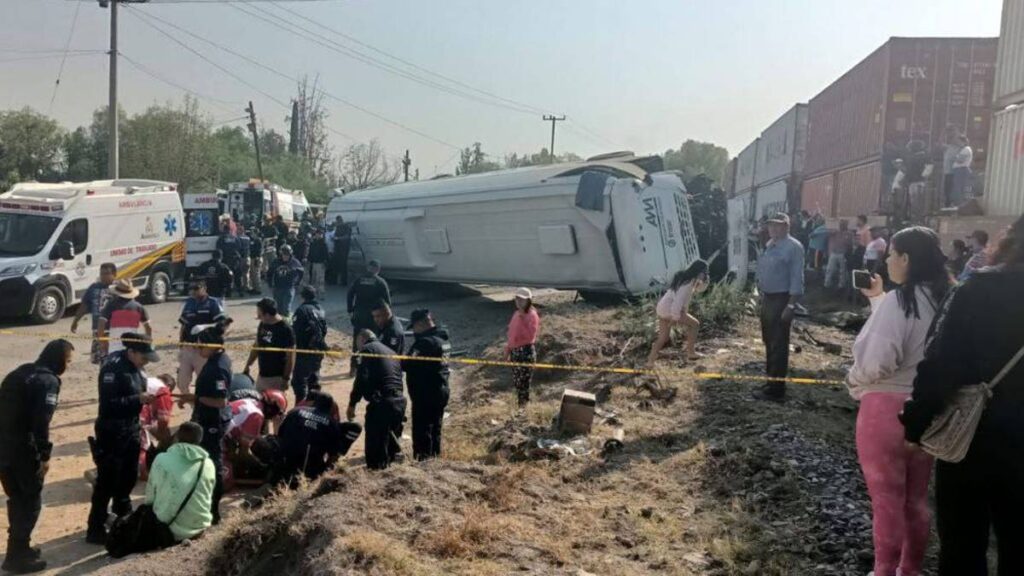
top-left (274, 288), bottom-right (295, 316)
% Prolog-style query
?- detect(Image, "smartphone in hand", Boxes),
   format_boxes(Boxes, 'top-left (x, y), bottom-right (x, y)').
top-left (852, 269), bottom-right (873, 290)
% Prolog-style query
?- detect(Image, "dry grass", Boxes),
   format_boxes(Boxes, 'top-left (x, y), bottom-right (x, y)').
top-left (341, 531), bottom-right (438, 576)
top-left (418, 505), bottom-right (502, 559)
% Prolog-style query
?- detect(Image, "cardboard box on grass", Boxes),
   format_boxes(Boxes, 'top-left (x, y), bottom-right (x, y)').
top-left (559, 389), bottom-right (596, 435)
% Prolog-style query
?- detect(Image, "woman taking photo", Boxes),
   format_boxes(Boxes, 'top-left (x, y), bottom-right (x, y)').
top-left (901, 216), bottom-right (1024, 575)
top-left (505, 287), bottom-right (540, 407)
top-left (648, 260), bottom-right (708, 365)
top-left (847, 227), bottom-right (951, 576)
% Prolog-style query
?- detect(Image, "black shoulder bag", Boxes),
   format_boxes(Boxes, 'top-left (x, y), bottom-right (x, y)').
top-left (106, 462), bottom-right (205, 558)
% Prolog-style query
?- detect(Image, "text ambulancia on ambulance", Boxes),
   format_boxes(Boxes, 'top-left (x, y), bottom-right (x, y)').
top-left (0, 179), bottom-right (186, 323)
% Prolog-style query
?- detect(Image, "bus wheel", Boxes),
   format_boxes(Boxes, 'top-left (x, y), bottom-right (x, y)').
top-left (32, 286), bottom-right (66, 324)
top-left (577, 290), bottom-right (629, 307)
top-left (145, 271), bottom-right (170, 304)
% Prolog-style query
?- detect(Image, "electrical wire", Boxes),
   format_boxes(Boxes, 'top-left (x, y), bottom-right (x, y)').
top-left (267, 1), bottom-right (552, 116)
top-left (119, 53), bottom-right (243, 113)
top-left (125, 5), bottom-right (458, 149)
top-left (0, 53), bottom-right (101, 64)
top-left (232, 2), bottom-right (540, 117)
top-left (48, 0), bottom-right (83, 115)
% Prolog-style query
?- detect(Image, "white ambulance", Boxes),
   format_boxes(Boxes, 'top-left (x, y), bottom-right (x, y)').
top-left (0, 179), bottom-right (186, 323)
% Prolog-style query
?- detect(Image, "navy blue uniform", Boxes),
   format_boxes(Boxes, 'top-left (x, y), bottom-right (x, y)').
top-left (178, 296), bottom-right (226, 343)
top-left (376, 314), bottom-right (406, 355)
top-left (192, 349), bottom-right (231, 523)
top-left (199, 258), bottom-right (234, 300)
top-left (402, 327), bottom-right (451, 460)
top-left (292, 300), bottom-right (327, 401)
top-left (277, 406), bottom-right (347, 481)
top-left (350, 340), bottom-right (406, 470)
top-left (88, 351), bottom-right (146, 534)
top-left (216, 234), bottom-right (241, 268)
top-left (0, 363), bottom-right (61, 552)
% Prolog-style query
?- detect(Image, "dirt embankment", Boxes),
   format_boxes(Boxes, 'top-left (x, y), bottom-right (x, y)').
top-left (102, 292), bottom-right (894, 576)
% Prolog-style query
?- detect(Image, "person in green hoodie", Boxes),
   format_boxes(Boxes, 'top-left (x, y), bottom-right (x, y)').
top-left (144, 422), bottom-right (215, 543)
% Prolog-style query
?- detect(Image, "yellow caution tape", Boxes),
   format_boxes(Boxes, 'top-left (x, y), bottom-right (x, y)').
top-left (0, 329), bottom-right (847, 386)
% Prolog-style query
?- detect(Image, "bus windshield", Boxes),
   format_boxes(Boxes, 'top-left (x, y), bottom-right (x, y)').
top-left (0, 212), bottom-right (61, 257)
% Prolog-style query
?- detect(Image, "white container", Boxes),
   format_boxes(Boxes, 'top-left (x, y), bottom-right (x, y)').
top-left (754, 180), bottom-right (789, 219)
top-left (754, 104), bottom-right (808, 188)
top-left (984, 104), bottom-right (1024, 216)
top-left (734, 139), bottom-right (760, 195)
top-left (995, 0), bottom-right (1024, 108)
top-left (327, 159), bottom-right (701, 296)
top-left (727, 191), bottom-right (754, 286)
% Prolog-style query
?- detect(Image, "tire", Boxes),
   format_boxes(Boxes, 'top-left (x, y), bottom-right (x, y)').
top-left (577, 290), bottom-right (630, 307)
top-left (32, 286), bottom-right (66, 324)
top-left (145, 271), bottom-right (170, 304)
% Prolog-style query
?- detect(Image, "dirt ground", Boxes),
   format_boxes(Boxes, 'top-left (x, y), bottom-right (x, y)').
top-left (1, 281), bottom-right (957, 575)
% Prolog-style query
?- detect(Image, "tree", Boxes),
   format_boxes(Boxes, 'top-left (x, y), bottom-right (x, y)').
top-left (289, 75), bottom-right (332, 179)
top-left (663, 140), bottom-right (730, 185)
top-left (685, 174), bottom-right (729, 280)
top-left (62, 127), bottom-right (100, 182)
top-left (505, 147), bottom-right (581, 168)
top-left (260, 129), bottom-right (288, 158)
top-left (333, 139), bottom-right (400, 192)
top-left (0, 107), bottom-right (66, 188)
top-left (456, 142), bottom-right (501, 175)
top-left (119, 96), bottom-right (215, 192)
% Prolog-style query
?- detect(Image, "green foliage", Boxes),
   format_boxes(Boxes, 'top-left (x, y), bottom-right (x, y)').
top-left (456, 142), bottom-right (501, 175)
top-left (504, 148), bottom-right (581, 168)
top-left (664, 139), bottom-right (730, 185)
top-left (691, 282), bottom-right (749, 334)
top-left (0, 107), bottom-right (66, 189)
top-left (686, 174), bottom-right (729, 279)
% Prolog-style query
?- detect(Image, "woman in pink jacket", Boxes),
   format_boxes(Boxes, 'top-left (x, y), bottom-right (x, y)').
top-left (648, 260), bottom-right (708, 365)
top-left (506, 287), bottom-right (540, 406)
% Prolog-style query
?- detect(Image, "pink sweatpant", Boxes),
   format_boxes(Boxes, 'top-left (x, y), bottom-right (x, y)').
top-left (856, 392), bottom-right (934, 576)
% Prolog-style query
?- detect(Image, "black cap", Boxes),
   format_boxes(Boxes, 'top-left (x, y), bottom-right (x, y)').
top-left (122, 333), bottom-right (160, 362)
top-left (407, 308), bottom-right (431, 329)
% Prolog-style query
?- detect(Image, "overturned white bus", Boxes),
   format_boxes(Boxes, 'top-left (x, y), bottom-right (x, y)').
top-left (326, 155), bottom-right (701, 298)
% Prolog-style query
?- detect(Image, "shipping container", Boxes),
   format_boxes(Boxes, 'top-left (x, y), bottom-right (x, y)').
top-left (755, 104), bottom-right (809, 187)
top-left (727, 191), bottom-right (753, 285)
top-left (836, 161), bottom-right (883, 216)
top-left (754, 180), bottom-right (788, 219)
top-left (995, 0), bottom-right (1024, 108)
top-left (722, 158), bottom-right (737, 198)
top-left (984, 104), bottom-right (1024, 216)
top-left (735, 139), bottom-right (760, 195)
top-left (801, 173), bottom-right (835, 216)
top-left (804, 37), bottom-right (998, 216)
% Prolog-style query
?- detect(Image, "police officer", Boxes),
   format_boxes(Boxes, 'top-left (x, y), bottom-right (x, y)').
top-left (275, 391), bottom-right (351, 484)
top-left (247, 226), bottom-right (264, 295)
top-left (401, 310), bottom-right (451, 461)
top-left (177, 280), bottom-right (227, 397)
top-left (216, 224), bottom-right (241, 275)
top-left (292, 286), bottom-right (327, 402)
top-left (347, 330), bottom-right (406, 470)
top-left (87, 333), bottom-right (157, 545)
top-left (235, 225), bottom-right (252, 294)
top-left (0, 340), bottom-right (74, 573)
top-left (199, 249), bottom-right (234, 303)
top-left (346, 260), bottom-right (391, 373)
top-left (178, 325), bottom-right (231, 524)
top-left (371, 301), bottom-right (405, 354)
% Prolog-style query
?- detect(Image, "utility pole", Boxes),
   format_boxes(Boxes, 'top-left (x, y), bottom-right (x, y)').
top-left (542, 114), bottom-right (566, 163)
top-left (98, 0), bottom-right (150, 179)
top-left (402, 150), bottom-right (411, 182)
top-left (245, 101), bottom-right (265, 182)
top-left (107, 0), bottom-right (119, 179)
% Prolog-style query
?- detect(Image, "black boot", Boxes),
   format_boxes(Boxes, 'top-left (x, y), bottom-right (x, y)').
top-left (2, 546), bottom-right (46, 574)
top-left (85, 527), bottom-right (107, 546)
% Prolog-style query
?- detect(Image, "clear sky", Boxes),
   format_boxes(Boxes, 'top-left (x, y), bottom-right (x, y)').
top-left (0, 0), bottom-right (1003, 176)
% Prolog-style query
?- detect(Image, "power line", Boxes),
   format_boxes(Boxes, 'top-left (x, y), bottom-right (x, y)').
top-left (0, 53), bottom-right (101, 64)
top-left (126, 5), bottom-right (458, 149)
top-left (119, 52), bottom-right (242, 113)
top-left (49, 0), bottom-right (84, 115)
top-left (232, 2), bottom-right (539, 117)
top-left (0, 48), bottom-right (104, 54)
top-left (268, 1), bottom-right (552, 116)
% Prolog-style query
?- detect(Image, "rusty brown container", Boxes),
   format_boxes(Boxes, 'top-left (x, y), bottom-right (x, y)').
top-left (803, 37), bottom-right (998, 218)
top-left (801, 173), bottom-right (835, 216)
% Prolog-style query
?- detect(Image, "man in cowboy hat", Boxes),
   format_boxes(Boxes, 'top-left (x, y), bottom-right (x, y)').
top-left (96, 280), bottom-right (152, 360)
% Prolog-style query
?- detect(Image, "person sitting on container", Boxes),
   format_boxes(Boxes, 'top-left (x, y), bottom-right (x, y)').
top-left (648, 260), bottom-right (708, 365)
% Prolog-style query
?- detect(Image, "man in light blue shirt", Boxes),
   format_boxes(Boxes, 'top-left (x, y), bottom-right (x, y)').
top-left (754, 213), bottom-right (804, 401)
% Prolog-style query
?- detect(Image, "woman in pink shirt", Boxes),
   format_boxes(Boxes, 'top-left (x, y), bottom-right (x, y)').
top-left (505, 287), bottom-right (540, 406)
top-left (648, 260), bottom-right (708, 365)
